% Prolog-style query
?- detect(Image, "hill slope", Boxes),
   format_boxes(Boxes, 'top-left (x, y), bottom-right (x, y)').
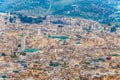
top-left (0, 0), bottom-right (119, 25)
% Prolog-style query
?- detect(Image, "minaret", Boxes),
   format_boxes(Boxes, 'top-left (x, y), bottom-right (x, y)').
top-left (38, 28), bottom-right (40, 36)
top-left (20, 33), bottom-right (25, 51)
top-left (37, 27), bottom-right (42, 38)
top-left (16, 17), bottom-right (19, 28)
top-left (8, 11), bottom-right (11, 22)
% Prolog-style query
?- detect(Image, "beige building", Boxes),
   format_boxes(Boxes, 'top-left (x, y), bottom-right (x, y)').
top-left (81, 37), bottom-right (105, 46)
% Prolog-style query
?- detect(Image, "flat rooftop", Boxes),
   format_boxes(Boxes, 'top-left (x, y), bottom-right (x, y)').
top-left (23, 48), bottom-right (39, 53)
top-left (48, 35), bottom-right (69, 40)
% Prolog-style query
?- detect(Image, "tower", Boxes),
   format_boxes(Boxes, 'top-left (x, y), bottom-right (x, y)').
top-left (7, 11), bottom-right (11, 22)
top-left (16, 17), bottom-right (20, 27)
top-left (20, 33), bottom-right (25, 51)
top-left (38, 28), bottom-right (40, 36)
top-left (37, 27), bottom-right (42, 38)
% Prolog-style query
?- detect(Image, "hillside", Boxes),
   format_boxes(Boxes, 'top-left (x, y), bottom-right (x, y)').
top-left (0, 0), bottom-right (119, 25)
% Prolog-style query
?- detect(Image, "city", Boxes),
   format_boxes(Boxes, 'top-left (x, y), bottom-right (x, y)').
top-left (0, 12), bottom-right (120, 80)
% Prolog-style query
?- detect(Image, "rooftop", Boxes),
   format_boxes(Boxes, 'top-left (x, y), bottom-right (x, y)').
top-left (48, 35), bottom-right (69, 40)
top-left (23, 48), bottom-right (38, 53)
